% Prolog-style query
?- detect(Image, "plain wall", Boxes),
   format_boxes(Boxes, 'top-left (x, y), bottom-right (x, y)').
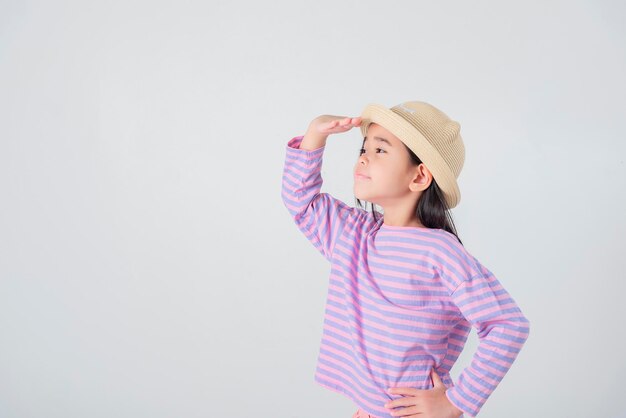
top-left (1, 0), bottom-right (625, 417)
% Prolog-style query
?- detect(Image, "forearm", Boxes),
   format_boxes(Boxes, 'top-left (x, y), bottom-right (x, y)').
top-left (281, 135), bottom-right (353, 262)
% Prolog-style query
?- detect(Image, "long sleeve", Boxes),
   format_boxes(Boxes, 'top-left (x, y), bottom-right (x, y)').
top-left (443, 254), bottom-right (531, 417)
top-left (281, 135), bottom-right (358, 262)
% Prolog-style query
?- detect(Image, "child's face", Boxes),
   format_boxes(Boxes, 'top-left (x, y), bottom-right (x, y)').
top-left (353, 123), bottom-right (431, 207)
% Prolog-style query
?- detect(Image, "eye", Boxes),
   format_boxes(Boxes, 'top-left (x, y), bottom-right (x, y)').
top-left (359, 147), bottom-right (386, 155)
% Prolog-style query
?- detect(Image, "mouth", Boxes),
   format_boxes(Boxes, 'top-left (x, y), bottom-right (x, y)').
top-left (354, 174), bottom-right (371, 180)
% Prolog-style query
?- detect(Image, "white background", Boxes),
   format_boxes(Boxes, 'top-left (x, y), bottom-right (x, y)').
top-left (1, 1), bottom-right (625, 417)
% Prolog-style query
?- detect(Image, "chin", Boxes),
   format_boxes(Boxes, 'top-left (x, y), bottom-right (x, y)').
top-left (354, 189), bottom-right (376, 204)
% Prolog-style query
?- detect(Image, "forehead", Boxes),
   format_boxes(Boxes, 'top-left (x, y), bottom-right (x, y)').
top-left (364, 123), bottom-right (402, 146)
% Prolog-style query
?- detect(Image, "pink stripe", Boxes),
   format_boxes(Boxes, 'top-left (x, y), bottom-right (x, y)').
top-left (325, 292), bottom-right (455, 331)
top-left (320, 308), bottom-right (448, 361)
top-left (472, 351), bottom-right (511, 378)
top-left (459, 369), bottom-right (495, 398)
top-left (324, 295), bottom-right (448, 344)
top-left (327, 262), bottom-right (461, 320)
top-left (482, 338), bottom-right (526, 356)
top-left (326, 277), bottom-right (461, 322)
top-left (368, 265), bottom-right (445, 290)
top-left (329, 274), bottom-right (459, 320)
top-left (320, 321), bottom-right (443, 377)
top-left (315, 362), bottom-right (385, 413)
top-left (375, 230), bottom-right (478, 286)
top-left (320, 335), bottom-right (434, 386)
top-left (451, 390), bottom-right (480, 416)
top-left (466, 301), bottom-right (523, 321)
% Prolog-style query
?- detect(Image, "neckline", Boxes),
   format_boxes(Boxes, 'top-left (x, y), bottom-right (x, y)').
top-left (381, 223), bottom-right (431, 230)
top-left (377, 217), bottom-right (433, 231)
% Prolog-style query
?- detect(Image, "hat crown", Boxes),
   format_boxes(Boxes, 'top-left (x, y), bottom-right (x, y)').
top-left (390, 101), bottom-right (465, 179)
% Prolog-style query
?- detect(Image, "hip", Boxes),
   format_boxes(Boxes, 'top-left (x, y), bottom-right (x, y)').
top-left (352, 408), bottom-right (377, 418)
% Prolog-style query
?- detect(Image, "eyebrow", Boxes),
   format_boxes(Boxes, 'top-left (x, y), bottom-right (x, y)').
top-left (363, 136), bottom-right (393, 147)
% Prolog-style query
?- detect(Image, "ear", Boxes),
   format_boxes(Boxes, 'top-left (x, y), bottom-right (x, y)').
top-left (409, 163), bottom-right (432, 192)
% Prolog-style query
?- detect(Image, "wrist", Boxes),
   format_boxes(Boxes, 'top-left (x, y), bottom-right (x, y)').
top-left (444, 390), bottom-right (464, 417)
top-left (449, 403), bottom-right (464, 417)
top-left (300, 130), bottom-right (328, 151)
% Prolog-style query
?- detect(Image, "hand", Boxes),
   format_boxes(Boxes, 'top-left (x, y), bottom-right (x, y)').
top-left (385, 369), bottom-right (464, 418)
top-left (308, 115), bottom-right (362, 136)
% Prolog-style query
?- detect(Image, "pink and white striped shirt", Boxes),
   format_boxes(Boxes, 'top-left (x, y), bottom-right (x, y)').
top-left (281, 135), bottom-right (530, 418)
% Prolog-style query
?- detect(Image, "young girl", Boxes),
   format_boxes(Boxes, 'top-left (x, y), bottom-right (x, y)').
top-left (281, 101), bottom-right (530, 418)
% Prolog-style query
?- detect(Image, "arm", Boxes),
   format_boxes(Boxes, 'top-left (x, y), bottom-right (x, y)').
top-left (444, 256), bottom-right (531, 417)
top-left (281, 135), bottom-right (358, 262)
top-left (281, 115), bottom-right (361, 260)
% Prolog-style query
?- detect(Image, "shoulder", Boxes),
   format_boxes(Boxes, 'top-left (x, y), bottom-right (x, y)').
top-left (424, 230), bottom-right (484, 291)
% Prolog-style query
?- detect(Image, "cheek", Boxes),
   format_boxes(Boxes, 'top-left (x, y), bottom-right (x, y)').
top-left (381, 167), bottom-right (410, 190)
top-left (380, 163), bottom-right (402, 178)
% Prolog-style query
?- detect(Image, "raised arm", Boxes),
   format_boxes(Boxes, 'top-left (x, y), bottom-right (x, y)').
top-left (280, 115), bottom-right (362, 262)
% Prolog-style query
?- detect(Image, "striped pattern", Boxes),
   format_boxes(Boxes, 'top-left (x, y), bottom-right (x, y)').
top-left (281, 135), bottom-right (530, 418)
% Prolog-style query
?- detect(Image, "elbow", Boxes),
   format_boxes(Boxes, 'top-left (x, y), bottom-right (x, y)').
top-left (509, 314), bottom-right (531, 346)
top-left (521, 315), bottom-right (530, 342)
top-left (478, 313), bottom-right (530, 344)
top-left (509, 306), bottom-right (531, 343)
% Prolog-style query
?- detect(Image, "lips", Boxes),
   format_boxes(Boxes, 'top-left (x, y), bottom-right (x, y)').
top-left (354, 173), bottom-right (371, 180)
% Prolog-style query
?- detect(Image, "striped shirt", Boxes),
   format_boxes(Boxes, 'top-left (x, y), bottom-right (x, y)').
top-left (281, 135), bottom-right (530, 418)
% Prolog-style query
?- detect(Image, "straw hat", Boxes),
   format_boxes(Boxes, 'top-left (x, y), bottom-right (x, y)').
top-left (359, 101), bottom-right (465, 209)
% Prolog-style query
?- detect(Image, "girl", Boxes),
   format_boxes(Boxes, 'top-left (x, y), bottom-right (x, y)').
top-left (281, 101), bottom-right (530, 418)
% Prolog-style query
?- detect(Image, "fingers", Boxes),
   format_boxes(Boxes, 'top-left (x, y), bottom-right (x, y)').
top-left (388, 387), bottom-right (419, 395)
top-left (431, 368), bottom-right (443, 387)
top-left (326, 117), bottom-right (362, 131)
top-left (339, 117), bottom-right (362, 126)
top-left (388, 406), bottom-right (419, 417)
top-left (315, 116), bottom-right (363, 136)
top-left (386, 396), bottom-right (420, 408)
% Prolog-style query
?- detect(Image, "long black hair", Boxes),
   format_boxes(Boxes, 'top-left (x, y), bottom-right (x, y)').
top-left (355, 137), bottom-right (463, 245)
